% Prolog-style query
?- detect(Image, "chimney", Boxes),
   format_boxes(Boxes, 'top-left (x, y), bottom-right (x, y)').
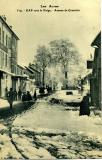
top-left (9, 26), bottom-right (12, 29)
top-left (2, 15), bottom-right (6, 21)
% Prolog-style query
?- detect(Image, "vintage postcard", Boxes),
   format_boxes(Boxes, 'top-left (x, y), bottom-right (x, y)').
top-left (0, 0), bottom-right (101, 159)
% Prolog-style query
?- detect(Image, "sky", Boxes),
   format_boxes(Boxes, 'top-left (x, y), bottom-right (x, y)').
top-left (0, 0), bottom-right (101, 66)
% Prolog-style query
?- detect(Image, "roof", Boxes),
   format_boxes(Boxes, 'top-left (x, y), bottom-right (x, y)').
top-left (29, 65), bottom-right (41, 73)
top-left (25, 66), bottom-right (35, 74)
top-left (0, 16), bottom-right (19, 40)
top-left (91, 32), bottom-right (101, 48)
top-left (17, 64), bottom-right (25, 69)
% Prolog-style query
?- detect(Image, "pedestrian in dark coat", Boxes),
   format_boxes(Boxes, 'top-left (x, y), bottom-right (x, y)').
top-left (79, 93), bottom-right (90, 116)
top-left (26, 91), bottom-right (32, 101)
top-left (14, 89), bottom-right (17, 101)
top-left (18, 89), bottom-right (22, 100)
top-left (33, 89), bottom-right (37, 100)
top-left (39, 87), bottom-right (45, 94)
top-left (22, 92), bottom-right (27, 102)
top-left (7, 88), bottom-right (14, 109)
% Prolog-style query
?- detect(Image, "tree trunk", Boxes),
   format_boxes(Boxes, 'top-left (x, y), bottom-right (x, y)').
top-left (42, 69), bottom-right (45, 87)
top-left (65, 71), bottom-right (67, 79)
top-left (64, 64), bottom-right (68, 89)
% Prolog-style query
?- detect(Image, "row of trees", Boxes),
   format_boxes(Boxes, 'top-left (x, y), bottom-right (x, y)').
top-left (33, 39), bottom-right (85, 89)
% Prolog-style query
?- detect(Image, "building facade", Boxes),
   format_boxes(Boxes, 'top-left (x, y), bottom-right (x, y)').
top-left (91, 32), bottom-right (101, 110)
top-left (28, 63), bottom-right (42, 87)
top-left (0, 16), bottom-right (42, 98)
top-left (87, 32), bottom-right (101, 110)
top-left (0, 16), bottom-right (19, 97)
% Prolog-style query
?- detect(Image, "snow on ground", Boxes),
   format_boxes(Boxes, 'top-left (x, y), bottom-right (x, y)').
top-left (0, 134), bottom-right (22, 159)
top-left (12, 126), bottom-right (102, 159)
top-left (0, 98), bottom-right (21, 108)
top-left (0, 98), bottom-right (10, 108)
top-left (13, 100), bottom-right (102, 139)
top-left (0, 123), bottom-right (22, 159)
top-left (0, 123), bottom-right (6, 130)
top-left (0, 93), bottom-right (102, 159)
top-left (11, 99), bottom-right (102, 158)
top-left (50, 90), bottom-right (83, 103)
top-left (12, 132), bottom-right (55, 159)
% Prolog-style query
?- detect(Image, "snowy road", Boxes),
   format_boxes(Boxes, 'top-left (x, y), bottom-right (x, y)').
top-left (0, 97), bottom-right (102, 159)
top-left (13, 98), bottom-right (102, 137)
top-left (12, 98), bottom-right (102, 159)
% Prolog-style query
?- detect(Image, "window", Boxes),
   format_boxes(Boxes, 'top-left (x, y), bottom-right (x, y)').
top-left (2, 30), bottom-right (4, 44)
top-left (6, 35), bottom-right (8, 47)
top-left (8, 37), bottom-right (11, 49)
top-left (0, 28), bottom-right (1, 42)
top-left (5, 54), bottom-right (7, 67)
top-left (2, 52), bottom-right (4, 67)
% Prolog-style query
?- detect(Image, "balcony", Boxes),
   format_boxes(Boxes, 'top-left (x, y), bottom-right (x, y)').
top-left (0, 42), bottom-right (8, 53)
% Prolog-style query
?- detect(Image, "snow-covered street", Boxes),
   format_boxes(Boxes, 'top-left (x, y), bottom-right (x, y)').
top-left (0, 96), bottom-right (102, 159)
top-left (13, 98), bottom-right (102, 138)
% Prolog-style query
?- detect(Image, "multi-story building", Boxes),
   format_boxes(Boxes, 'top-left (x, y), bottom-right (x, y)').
top-left (28, 63), bottom-right (42, 87)
top-left (0, 16), bottom-right (19, 97)
top-left (90, 32), bottom-right (101, 110)
top-left (87, 32), bottom-right (101, 110)
top-left (12, 64), bottom-right (28, 92)
top-left (0, 16), bottom-right (42, 98)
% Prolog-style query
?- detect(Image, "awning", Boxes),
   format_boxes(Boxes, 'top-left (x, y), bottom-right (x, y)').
top-left (12, 74), bottom-right (28, 79)
top-left (0, 68), bottom-right (15, 76)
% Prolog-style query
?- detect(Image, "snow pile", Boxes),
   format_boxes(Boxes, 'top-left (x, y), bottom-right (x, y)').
top-left (12, 126), bottom-right (102, 159)
top-left (0, 123), bottom-right (21, 159)
top-left (12, 133), bottom-right (55, 159)
top-left (0, 134), bottom-right (22, 159)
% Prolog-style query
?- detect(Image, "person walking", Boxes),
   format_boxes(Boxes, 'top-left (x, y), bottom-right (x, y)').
top-left (18, 89), bottom-right (22, 100)
top-left (7, 88), bottom-right (14, 110)
top-left (14, 89), bottom-right (17, 101)
top-left (22, 92), bottom-right (27, 102)
top-left (33, 89), bottom-right (37, 100)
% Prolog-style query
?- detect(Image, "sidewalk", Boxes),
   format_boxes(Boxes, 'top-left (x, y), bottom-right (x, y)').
top-left (0, 98), bottom-right (21, 109)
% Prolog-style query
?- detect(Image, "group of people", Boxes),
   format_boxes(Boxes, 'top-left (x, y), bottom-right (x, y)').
top-left (5, 87), bottom-right (22, 101)
top-left (22, 91), bottom-right (33, 102)
top-left (5, 87), bottom-right (37, 109)
top-left (39, 85), bottom-right (52, 95)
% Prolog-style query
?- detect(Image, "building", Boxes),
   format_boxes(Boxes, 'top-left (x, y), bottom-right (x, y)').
top-left (0, 16), bottom-right (42, 98)
top-left (0, 16), bottom-right (19, 97)
top-left (80, 72), bottom-right (92, 93)
top-left (87, 32), bottom-right (101, 110)
top-left (28, 63), bottom-right (42, 87)
top-left (12, 64), bottom-right (28, 92)
top-left (24, 66), bottom-right (36, 94)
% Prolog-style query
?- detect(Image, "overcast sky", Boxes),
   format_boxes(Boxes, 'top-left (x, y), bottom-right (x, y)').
top-left (0, 0), bottom-right (100, 66)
